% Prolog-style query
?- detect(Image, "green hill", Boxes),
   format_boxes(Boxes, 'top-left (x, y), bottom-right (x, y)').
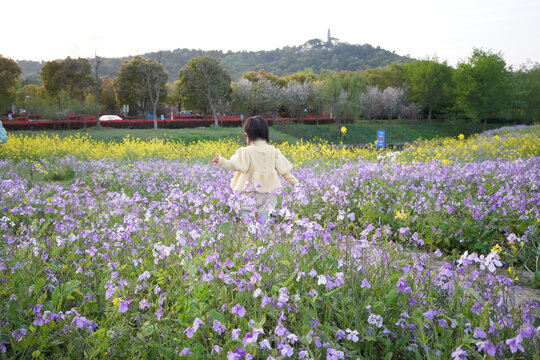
top-left (18, 41), bottom-right (412, 83)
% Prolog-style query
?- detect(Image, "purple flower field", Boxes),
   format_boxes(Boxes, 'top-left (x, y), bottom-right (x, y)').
top-left (0, 151), bottom-right (539, 358)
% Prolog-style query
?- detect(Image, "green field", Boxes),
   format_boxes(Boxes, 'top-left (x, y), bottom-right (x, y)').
top-left (10, 119), bottom-right (512, 144)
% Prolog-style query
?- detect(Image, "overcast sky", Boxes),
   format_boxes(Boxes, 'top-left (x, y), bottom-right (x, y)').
top-left (2, 0), bottom-right (539, 69)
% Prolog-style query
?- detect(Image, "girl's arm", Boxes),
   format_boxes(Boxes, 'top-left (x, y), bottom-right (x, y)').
top-left (275, 149), bottom-right (298, 186)
top-left (216, 148), bottom-right (250, 173)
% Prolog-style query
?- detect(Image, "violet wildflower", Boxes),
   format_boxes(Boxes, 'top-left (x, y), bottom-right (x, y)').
top-left (275, 323), bottom-right (287, 336)
top-left (396, 277), bottom-right (409, 293)
top-left (118, 299), bottom-right (129, 313)
top-left (476, 340), bottom-right (496, 356)
top-left (346, 328), bottom-right (359, 342)
top-left (473, 327), bottom-right (486, 339)
top-left (422, 309), bottom-right (438, 321)
top-left (202, 272), bottom-right (213, 282)
top-left (11, 328), bottom-right (27, 342)
top-left (227, 351), bottom-right (241, 360)
top-left (253, 288), bottom-right (262, 298)
top-left (287, 333), bottom-right (299, 343)
top-left (259, 339), bottom-right (272, 350)
top-left (506, 334), bottom-right (525, 353)
top-left (212, 320), bottom-right (225, 334)
top-left (179, 348), bottom-right (191, 356)
top-left (242, 332), bottom-right (258, 347)
top-left (231, 303), bottom-right (246, 317)
top-left (361, 278), bottom-right (371, 288)
top-left (451, 346), bottom-right (467, 359)
top-left (232, 328), bottom-right (241, 340)
top-left (85, 246), bottom-right (97, 257)
top-left (184, 327), bottom-right (194, 338)
top-left (280, 344), bottom-right (294, 357)
top-left (234, 346), bottom-right (246, 357)
top-left (479, 252), bottom-right (502, 273)
top-left (192, 317), bottom-right (205, 331)
top-left (261, 295), bottom-right (272, 307)
top-left (327, 347), bottom-right (345, 360)
top-left (137, 271), bottom-right (150, 282)
top-left (139, 299), bottom-right (150, 309)
top-left (367, 314), bottom-right (383, 328)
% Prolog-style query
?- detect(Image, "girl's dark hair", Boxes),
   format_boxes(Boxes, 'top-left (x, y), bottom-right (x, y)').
top-left (244, 116), bottom-right (269, 142)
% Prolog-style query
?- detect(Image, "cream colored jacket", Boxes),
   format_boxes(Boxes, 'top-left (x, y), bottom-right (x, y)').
top-left (217, 140), bottom-right (298, 192)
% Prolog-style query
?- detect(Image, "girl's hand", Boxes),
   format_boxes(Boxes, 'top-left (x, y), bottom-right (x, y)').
top-left (212, 154), bottom-right (220, 166)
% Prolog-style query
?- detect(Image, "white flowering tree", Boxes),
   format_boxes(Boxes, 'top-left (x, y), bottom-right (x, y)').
top-left (281, 81), bottom-right (316, 123)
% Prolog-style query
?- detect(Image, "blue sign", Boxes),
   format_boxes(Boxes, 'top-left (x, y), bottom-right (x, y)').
top-left (376, 130), bottom-right (385, 150)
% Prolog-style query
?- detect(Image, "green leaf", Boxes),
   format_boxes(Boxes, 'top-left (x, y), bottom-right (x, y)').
top-left (51, 286), bottom-right (60, 306)
top-left (60, 280), bottom-right (80, 297)
top-left (219, 222), bottom-right (232, 232)
top-left (274, 244), bottom-right (285, 257)
top-left (209, 311), bottom-right (225, 323)
top-left (534, 271), bottom-right (540, 284)
top-left (384, 288), bottom-right (398, 304)
top-left (255, 315), bottom-right (266, 328)
top-left (280, 260), bottom-right (291, 267)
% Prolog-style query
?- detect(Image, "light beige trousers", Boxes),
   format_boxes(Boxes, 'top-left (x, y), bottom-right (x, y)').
top-left (237, 191), bottom-right (277, 222)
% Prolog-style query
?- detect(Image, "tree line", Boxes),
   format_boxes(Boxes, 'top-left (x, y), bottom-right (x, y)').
top-left (17, 42), bottom-right (411, 82)
top-left (1, 48), bottom-right (539, 130)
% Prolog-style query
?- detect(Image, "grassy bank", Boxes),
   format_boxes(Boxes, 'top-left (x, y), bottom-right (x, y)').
top-left (274, 119), bottom-right (510, 144)
top-left (9, 119), bottom-right (514, 144)
top-left (9, 127), bottom-right (298, 144)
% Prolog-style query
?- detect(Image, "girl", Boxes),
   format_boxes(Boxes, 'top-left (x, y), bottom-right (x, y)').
top-left (213, 116), bottom-right (298, 223)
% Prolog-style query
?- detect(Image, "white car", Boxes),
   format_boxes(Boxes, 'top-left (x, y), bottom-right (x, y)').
top-left (99, 115), bottom-right (123, 121)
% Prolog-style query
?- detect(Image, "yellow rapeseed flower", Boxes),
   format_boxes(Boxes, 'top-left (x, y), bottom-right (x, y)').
top-left (113, 297), bottom-right (122, 306)
top-left (394, 209), bottom-right (407, 220)
top-left (1, 127), bottom-right (538, 165)
top-left (458, 134), bottom-right (465, 140)
top-left (491, 244), bottom-right (503, 254)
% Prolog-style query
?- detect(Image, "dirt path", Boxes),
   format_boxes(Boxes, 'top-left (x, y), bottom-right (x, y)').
top-left (404, 249), bottom-right (540, 305)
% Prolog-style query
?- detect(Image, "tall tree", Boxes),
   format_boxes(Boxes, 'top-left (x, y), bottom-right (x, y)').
top-left (454, 49), bottom-right (511, 128)
top-left (231, 78), bottom-right (254, 115)
top-left (61, 57), bottom-right (95, 104)
top-left (177, 56), bottom-right (232, 127)
top-left (166, 81), bottom-right (183, 117)
top-left (281, 81), bottom-right (316, 123)
top-left (142, 55), bottom-right (168, 130)
top-left (0, 55), bottom-right (21, 112)
top-left (40, 57), bottom-right (95, 114)
top-left (403, 58), bottom-right (453, 122)
top-left (513, 63), bottom-right (540, 122)
top-left (40, 60), bottom-right (64, 109)
top-left (91, 54), bottom-right (103, 128)
top-left (116, 56), bottom-right (149, 116)
top-left (99, 77), bottom-right (118, 114)
top-left (362, 63), bottom-right (405, 90)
